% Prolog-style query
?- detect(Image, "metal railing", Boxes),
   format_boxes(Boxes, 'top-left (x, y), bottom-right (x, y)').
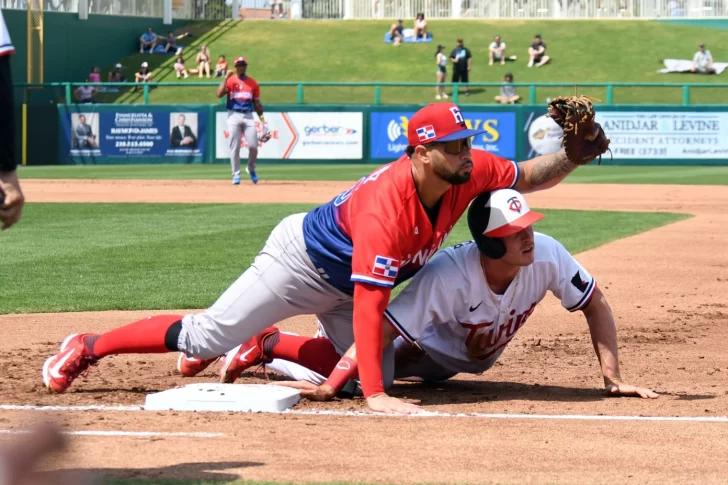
top-left (2, 0), bottom-right (728, 18)
top-left (14, 81), bottom-right (728, 106)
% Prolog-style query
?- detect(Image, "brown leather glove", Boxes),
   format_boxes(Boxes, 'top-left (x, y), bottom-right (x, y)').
top-left (547, 95), bottom-right (611, 165)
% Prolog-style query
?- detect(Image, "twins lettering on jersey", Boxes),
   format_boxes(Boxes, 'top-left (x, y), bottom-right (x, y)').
top-left (461, 302), bottom-right (538, 360)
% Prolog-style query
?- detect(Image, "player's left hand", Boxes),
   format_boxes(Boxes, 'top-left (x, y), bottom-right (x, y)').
top-left (605, 380), bottom-right (659, 399)
top-left (273, 380), bottom-right (337, 401)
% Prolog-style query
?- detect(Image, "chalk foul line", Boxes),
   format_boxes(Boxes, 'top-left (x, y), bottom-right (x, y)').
top-left (1, 404), bottom-right (727, 423)
top-left (0, 429), bottom-right (224, 438)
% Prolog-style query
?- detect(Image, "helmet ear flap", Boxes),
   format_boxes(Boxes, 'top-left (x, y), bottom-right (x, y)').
top-left (467, 191), bottom-right (507, 260)
top-left (474, 236), bottom-right (506, 259)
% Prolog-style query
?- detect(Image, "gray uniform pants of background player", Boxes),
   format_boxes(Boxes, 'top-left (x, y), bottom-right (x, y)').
top-left (176, 212), bottom-right (396, 388)
top-left (227, 111), bottom-right (259, 178)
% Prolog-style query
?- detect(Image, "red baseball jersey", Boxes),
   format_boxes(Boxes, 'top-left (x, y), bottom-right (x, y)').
top-left (302, 149), bottom-right (520, 294)
top-left (225, 75), bottom-right (259, 112)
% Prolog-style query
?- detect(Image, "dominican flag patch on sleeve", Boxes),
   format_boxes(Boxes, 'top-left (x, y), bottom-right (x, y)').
top-left (372, 256), bottom-right (400, 279)
top-left (416, 125), bottom-right (436, 142)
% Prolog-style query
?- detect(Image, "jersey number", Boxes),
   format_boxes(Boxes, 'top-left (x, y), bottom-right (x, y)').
top-left (333, 165), bottom-right (392, 207)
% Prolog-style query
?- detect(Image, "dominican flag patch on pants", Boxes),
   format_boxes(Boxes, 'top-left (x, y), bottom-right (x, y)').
top-left (372, 256), bottom-right (400, 279)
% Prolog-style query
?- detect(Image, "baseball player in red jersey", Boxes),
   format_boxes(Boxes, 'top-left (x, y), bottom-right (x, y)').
top-left (239, 189), bottom-right (658, 405)
top-left (43, 102), bottom-right (595, 415)
top-left (217, 56), bottom-right (269, 185)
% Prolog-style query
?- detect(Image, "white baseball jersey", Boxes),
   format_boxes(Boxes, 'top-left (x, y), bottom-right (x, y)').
top-left (384, 232), bottom-right (596, 375)
top-left (0, 9), bottom-right (14, 57)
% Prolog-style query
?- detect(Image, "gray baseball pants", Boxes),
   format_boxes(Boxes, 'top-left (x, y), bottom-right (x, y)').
top-left (176, 213), bottom-right (395, 385)
top-left (227, 110), bottom-right (259, 177)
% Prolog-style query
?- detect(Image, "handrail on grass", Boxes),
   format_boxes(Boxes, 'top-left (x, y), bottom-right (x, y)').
top-left (15, 81), bottom-right (728, 106)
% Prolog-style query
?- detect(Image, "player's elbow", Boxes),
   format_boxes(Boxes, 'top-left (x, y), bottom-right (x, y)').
top-left (581, 286), bottom-right (609, 317)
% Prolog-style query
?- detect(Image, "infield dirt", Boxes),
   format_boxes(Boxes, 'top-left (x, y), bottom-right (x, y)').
top-left (1, 180), bottom-right (726, 484)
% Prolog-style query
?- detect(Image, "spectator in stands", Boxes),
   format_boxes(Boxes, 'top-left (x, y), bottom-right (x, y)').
top-left (449, 38), bottom-right (472, 96)
top-left (270, 0), bottom-right (285, 19)
top-left (108, 63), bottom-right (126, 82)
top-left (140, 27), bottom-right (158, 54)
top-left (88, 66), bottom-right (101, 83)
top-left (215, 55), bottom-right (228, 77)
top-left (174, 56), bottom-right (190, 79)
top-left (74, 78), bottom-right (97, 104)
top-left (389, 19), bottom-right (404, 46)
top-left (494, 72), bottom-right (520, 104)
top-left (434, 44), bottom-right (448, 100)
top-left (196, 45), bottom-right (212, 78)
top-left (691, 43), bottom-right (715, 74)
top-left (164, 31), bottom-right (189, 55)
top-left (528, 34), bottom-right (550, 67)
top-left (414, 13), bottom-right (428, 40)
top-left (135, 62), bottom-right (153, 85)
top-left (489, 35), bottom-right (507, 66)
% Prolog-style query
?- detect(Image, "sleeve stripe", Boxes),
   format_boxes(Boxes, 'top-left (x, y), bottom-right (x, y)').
top-left (351, 274), bottom-right (395, 288)
top-left (567, 279), bottom-right (596, 312)
top-left (509, 159), bottom-right (520, 189)
top-left (383, 309), bottom-right (417, 345)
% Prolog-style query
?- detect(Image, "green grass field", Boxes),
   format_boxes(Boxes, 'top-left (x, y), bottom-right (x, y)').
top-left (0, 203), bottom-right (688, 315)
top-left (17, 164), bottom-right (728, 185)
top-left (86, 19), bottom-right (728, 106)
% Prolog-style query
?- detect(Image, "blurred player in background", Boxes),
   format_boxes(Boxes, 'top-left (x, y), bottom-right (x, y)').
top-left (0, 7), bottom-right (24, 231)
top-left (217, 56), bottom-right (269, 185)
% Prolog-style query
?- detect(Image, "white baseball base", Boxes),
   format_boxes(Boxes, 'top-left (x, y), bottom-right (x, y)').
top-left (143, 383), bottom-right (301, 413)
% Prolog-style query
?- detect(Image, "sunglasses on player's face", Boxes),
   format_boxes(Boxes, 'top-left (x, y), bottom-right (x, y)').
top-left (432, 137), bottom-right (471, 155)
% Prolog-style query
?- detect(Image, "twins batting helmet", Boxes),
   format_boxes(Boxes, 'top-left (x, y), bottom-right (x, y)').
top-left (467, 189), bottom-right (544, 259)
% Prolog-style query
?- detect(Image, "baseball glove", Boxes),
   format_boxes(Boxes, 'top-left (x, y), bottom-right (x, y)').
top-left (546, 95), bottom-right (611, 165)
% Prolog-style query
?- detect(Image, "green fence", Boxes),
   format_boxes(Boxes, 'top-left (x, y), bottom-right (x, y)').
top-left (14, 81), bottom-right (728, 107)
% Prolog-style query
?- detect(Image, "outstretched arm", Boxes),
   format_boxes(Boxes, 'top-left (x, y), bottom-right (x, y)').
top-left (582, 287), bottom-right (659, 399)
top-left (514, 149), bottom-right (576, 194)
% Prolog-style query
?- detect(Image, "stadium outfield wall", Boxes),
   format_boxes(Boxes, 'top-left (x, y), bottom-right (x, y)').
top-left (45, 103), bottom-right (728, 166)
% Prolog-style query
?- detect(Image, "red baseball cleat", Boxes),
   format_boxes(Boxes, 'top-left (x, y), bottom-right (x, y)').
top-left (219, 327), bottom-right (280, 383)
top-left (176, 353), bottom-right (221, 377)
top-left (42, 334), bottom-right (98, 394)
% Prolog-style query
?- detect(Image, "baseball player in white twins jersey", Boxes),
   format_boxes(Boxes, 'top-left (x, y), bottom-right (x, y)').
top-left (265, 188), bottom-right (659, 405)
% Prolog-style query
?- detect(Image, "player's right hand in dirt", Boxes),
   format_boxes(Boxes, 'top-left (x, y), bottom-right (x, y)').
top-left (366, 393), bottom-right (425, 415)
top-left (605, 380), bottom-right (659, 399)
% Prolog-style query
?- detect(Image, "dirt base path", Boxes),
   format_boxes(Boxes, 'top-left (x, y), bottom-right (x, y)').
top-left (2, 180), bottom-right (727, 484)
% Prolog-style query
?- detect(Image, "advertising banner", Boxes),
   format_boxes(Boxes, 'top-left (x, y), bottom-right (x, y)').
top-left (370, 111), bottom-right (517, 160)
top-left (522, 109), bottom-right (564, 159)
top-left (59, 107), bottom-right (207, 163)
top-left (595, 112), bottom-right (728, 159)
top-left (215, 111), bottom-right (363, 160)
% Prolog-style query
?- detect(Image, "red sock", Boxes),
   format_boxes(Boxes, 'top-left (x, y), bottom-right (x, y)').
top-left (90, 315), bottom-right (182, 358)
top-left (268, 334), bottom-right (341, 377)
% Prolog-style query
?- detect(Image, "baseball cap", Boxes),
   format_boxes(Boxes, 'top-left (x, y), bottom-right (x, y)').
top-left (470, 189), bottom-right (544, 238)
top-left (407, 102), bottom-right (486, 146)
top-left (234, 56), bottom-right (248, 66)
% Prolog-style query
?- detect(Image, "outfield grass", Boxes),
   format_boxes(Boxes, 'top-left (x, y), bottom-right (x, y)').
top-left (17, 164), bottom-right (728, 185)
top-left (91, 20), bottom-right (728, 106)
top-left (0, 203), bottom-right (688, 315)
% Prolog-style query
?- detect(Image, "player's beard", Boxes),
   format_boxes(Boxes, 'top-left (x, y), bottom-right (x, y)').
top-left (433, 161), bottom-right (471, 185)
